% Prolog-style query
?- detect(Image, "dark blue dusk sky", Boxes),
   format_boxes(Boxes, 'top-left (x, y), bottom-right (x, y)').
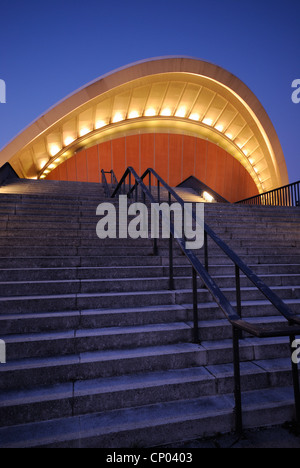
top-left (0, 0), bottom-right (299, 182)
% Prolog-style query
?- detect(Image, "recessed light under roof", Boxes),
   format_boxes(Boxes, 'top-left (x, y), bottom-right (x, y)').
top-left (128, 110), bottom-right (140, 119)
top-left (144, 108), bottom-right (156, 117)
top-left (161, 108), bottom-right (172, 116)
top-left (175, 107), bottom-right (186, 118)
top-left (202, 118), bottom-right (213, 126)
top-left (79, 127), bottom-right (91, 137)
top-left (64, 136), bottom-right (75, 146)
top-left (95, 120), bottom-right (107, 129)
top-left (112, 113), bottom-right (124, 123)
top-left (189, 113), bottom-right (200, 121)
top-left (49, 145), bottom-right (61, 157)
top-left (215, 124), bottom-right (224, 132)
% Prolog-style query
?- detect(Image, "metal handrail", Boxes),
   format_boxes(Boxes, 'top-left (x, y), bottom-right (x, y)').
top-left (124, 168), bottom-right (300, 327)
top-left (101, 169), bottom-right (118, 197)
top-left (110, 166), bottom-right (300, 433)
top-left (236, 180), bottom-right (300, 207)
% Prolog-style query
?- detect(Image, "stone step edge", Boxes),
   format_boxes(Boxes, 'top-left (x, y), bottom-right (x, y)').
top-left (0, 315), bottom-right (296, 344)
top-left (0, 284), bottom-right (299, 303)
top-left (0, 358), bottom-right (294, 411)
top-left (0, 272), bottom-right (299, 286)
top-left (0, 336), bottom-right (294, 374)
top-left (1, 299), bottom-right (300, 323)
top-left (0, 386), bottom-right (295, 448)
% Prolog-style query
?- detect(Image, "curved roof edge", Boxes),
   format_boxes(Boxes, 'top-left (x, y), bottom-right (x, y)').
top-left (0, 56), bottom-right (289, 187)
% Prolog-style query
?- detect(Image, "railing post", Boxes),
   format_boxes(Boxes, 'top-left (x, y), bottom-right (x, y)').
top-left (233, 325), bottom-right (243, 435)
top-left (235, 265), bottom-right (243, 339)
top-left (192, 267), bottom-right (199, 343)
top-left (158, 180), bottom-right (160, 204)
top-left (235, 265), bottom-right (242, 318)
top-left (168, 191), bottom-right (175, 290)
top-left (128, 172), bottom-right (132, 199)
top-left (204, 231), bottom-right (209, 272)
top-left (169, 232), bottom-right (174, 290)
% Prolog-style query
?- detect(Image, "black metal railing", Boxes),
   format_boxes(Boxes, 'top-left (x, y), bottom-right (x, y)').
top-left (109, 167), bottom-right (300, 434)
top-left (236, 180), bottom-right (300, 207)
top-left (101, 169), bottom-right (118, 197)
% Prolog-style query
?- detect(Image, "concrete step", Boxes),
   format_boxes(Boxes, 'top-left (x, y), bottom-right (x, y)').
top-left (0, 289), bottom-right (177, 314)
top-left (185, 298), bottom-right (300, 321)
top-left (0, 255), bottom-right (163, 268)
top-left (2, 299), bottom-right (300, 336)
top-left (1, 315), bottom-right (297, 361)
top-left (176, 284), bottom-right (300, 304)
top-left (0, 251), bottom-right (299, 268)
top-left (0, 386), bottom-right (296, 447)
top-left (1, 322), bottom-right (194, 360)
top-left (0, 273), bottom-right (299, 297)
top-left (0, 239), bottom-right (298, 259)
top-left (0, 263), bottom-right (299, 282)
top-left (1, 205), bottom-right (298, 221)
top-left (0, 235), bottom-right (298, 250)
top-left (0, 304), bottom-right (186, 334)
top-left (0, 181), bottom-right (299, 447)
top-left (2, 207), bottom-right (299, 222)
top-left (0, 280), bottom-right (299, 313)
top-left (0, 245), bottom-right (159, 257)
top-left (0, 239), bottom-right (299, 256)
top-left (0, 283), bottom-right (299, 314)
top-left (0, 207), bottom-right (297, 229)
top-left (0, 343), bottom-right (205, 390)
top-left (0, 333), bottom-right (295, 392)
top-left (0, 358), bottom-right (296, 429)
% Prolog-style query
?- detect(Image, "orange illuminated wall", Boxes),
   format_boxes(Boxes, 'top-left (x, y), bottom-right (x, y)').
top-left (45, 133), bottom-right (259, 202)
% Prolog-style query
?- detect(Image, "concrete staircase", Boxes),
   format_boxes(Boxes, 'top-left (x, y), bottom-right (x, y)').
top-left (0, 178), bottom-right (299, 448)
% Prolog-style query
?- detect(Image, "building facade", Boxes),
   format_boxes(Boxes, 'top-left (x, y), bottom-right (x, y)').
top-left (0, 57), bottom-right (289, 202)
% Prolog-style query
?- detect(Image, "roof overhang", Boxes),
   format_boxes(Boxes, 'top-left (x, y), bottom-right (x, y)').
top-left (0, 56), bottom-right (288, 191)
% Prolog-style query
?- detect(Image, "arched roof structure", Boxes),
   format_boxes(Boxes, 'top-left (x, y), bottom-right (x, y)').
top-left (0, 56), bottom-right (288, 192)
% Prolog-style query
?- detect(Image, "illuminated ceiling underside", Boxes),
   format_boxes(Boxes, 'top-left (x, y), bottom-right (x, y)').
top-left (0, 57), bottom-right (288, 192)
